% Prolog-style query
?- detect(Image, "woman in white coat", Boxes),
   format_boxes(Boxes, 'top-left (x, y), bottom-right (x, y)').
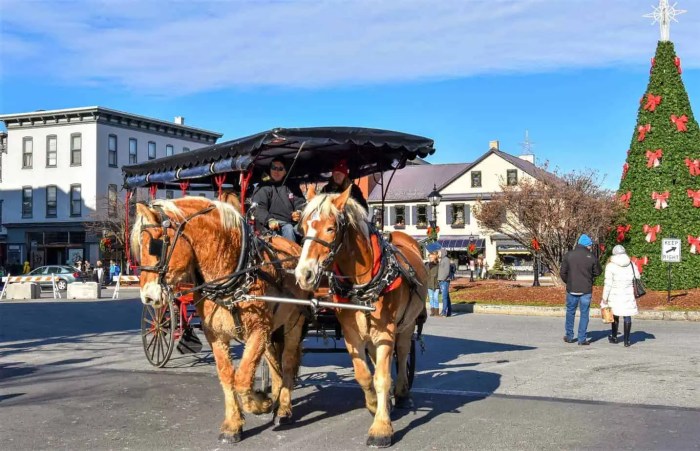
top-left (601, 245), bottom-right (639, 347)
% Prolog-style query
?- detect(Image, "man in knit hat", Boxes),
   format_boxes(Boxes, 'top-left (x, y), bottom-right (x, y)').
top-left (560, 234), bottom-right (602, 345)
top-left (320, 159), bottom-right (368, 210)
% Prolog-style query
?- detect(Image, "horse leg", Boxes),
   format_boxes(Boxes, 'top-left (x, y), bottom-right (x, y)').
top-left (275, 311), bottom-right (305, 425)
top-left (340, 317), bottom-right (377, 415)
top-left (366, 338), bottom-right (394, 448)
top-left (393, 329), bottom-right (412, 409)
top-left (265, 327), bottom-right (285, 405)
top-left (203, 329), bottom-right (245, 443)
top-left (235, 326), bottom-right (274, 415)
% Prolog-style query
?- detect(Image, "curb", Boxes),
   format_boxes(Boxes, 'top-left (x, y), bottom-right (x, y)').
top-left (448, 303), bottom-right (700, 322)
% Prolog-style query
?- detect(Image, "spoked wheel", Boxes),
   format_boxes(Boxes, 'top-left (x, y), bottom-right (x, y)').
top-left (141, 302), bottom-right (177, 368)
top-left (394, 337), bottom-right (417, 389)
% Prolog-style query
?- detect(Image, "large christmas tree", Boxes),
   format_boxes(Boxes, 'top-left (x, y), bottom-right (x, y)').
top-left (614, 37), bottom-right (700, 290)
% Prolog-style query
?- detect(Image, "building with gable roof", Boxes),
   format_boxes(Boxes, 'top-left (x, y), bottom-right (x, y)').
top-left (367, 140), bottom-right (545, 273)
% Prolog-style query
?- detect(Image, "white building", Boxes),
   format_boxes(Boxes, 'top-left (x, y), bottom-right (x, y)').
top-left (368, 140), bottom-right (545, 273)
top-left (0, 106), bottom-right (222, 269)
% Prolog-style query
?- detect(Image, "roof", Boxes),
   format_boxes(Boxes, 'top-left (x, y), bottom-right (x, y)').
top-left (485, 149), bottom-right (550, 180)
top-left (122, 126), bottom-right (435, 189)
top-left (0, 106), bottom-right (223, 139)
top-left (367, 163), bottom-right (470, 202)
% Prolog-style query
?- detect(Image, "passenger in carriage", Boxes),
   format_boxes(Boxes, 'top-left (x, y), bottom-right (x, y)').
top-left (252, 158), bottom-right (306, 242)
top-left (320, 159), bottom-right (368, 211)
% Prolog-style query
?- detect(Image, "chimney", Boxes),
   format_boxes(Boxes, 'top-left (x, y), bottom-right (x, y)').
top-left (519, 154), bottom-right (535, 164)
top-left (489, 140), bottom-right (499, 150)
top-left (174, 116), bottom-right (185, 125)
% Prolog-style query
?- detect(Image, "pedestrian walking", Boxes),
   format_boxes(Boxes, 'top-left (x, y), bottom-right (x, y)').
top-left (560, 234), bottom-right (602, 345)
top-left (600, 245), bottom-right (639, 347)
top-left (425, 251), bottom-right (440, 316)
top-left (22, 261), bottom-right (31, 274)
top-left (437, 248), bottom-right (452, 317)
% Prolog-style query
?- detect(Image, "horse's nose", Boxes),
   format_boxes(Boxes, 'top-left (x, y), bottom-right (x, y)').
top-left (302, 269), bottom-right (315, 285)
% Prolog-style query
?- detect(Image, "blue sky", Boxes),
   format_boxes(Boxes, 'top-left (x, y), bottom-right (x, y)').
top-left (1, 0), bottom-right (699, 189)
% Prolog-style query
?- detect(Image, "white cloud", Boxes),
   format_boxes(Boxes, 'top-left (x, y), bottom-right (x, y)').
top-left (1, 0), bottom-right (699, 94)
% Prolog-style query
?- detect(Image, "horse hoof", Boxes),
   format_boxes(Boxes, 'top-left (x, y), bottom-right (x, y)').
top-left (274, 414), bottom-right (293, 426)
top-left (366, 435), bottom-right (392, 448)
top-left (219, 431), bottom-right (242, 444)
top-left (394, 395), bottom-right (413, 409)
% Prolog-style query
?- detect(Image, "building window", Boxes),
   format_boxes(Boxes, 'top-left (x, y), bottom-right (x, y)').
top-left (46, 185), bottom-right (57, 217)
top-left (108, 184), bottom-right (118, 216)
top-left (450, 203), bottom-right (465, 227)
top-left (129, 138), bottom-right (137, 164)
top-left (23, 137), bottom-right (33, 168)
top-left (182, 147), bottom-right (190, 153)
top-left (166, 144), bottom-right (174, 156)
top-left (507, 169), bottom-right (518, 186)
top-left (416, 205), bottom-right (428, 228)
top-left (394, 205), bottom-right (406, 228)
top-left (46, 135), bottom-right (57, 167)
top-left (108, 135), bottom-right (118, 167)
top-left (165, 190), bottom-right (174, 199)
top-left (471, 171), bottom-right (482, 188)
top-left (22, 186), bottom-right (33, 218)
top-left (148, 141), bottom-right (156, 160)
top-left (70, 184), bottom-right (82, 216)
top-left (70, 133), bottom-right (82, 166)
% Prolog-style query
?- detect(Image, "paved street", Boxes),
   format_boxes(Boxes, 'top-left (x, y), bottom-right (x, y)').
top-left (1, 295), bottom-right (699, 450)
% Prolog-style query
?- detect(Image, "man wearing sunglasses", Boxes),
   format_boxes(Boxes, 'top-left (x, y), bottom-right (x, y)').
top-left (252, 158), bottom-right (305, 242)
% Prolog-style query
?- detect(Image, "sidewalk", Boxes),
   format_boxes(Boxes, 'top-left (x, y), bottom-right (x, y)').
top-left (449, 302), bottom-right (700, 322)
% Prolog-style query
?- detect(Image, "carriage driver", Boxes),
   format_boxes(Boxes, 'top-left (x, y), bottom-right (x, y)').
top-left (320, 159), bottom-right (368, 211)
top-left (252, 158), bottom-right (306, 242)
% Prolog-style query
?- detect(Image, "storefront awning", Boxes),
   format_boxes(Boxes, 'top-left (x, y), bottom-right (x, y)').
top-left (438, 237), bottom-right (485, 251)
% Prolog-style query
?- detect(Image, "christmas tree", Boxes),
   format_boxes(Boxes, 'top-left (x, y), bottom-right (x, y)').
top-left (614, 28), bottom-right (700, 289)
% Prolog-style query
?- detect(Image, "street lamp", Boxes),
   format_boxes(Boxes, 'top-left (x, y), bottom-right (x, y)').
top-left (428, 183), bottom-right (442, 230)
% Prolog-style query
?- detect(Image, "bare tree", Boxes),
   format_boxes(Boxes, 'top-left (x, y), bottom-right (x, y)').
top-left (473, 168), bottom-right (623, 286)
top-left (84, 195), bottom-right (132, 257)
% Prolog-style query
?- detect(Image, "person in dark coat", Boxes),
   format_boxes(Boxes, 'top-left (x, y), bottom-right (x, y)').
top-left (425, 251), bottom-right (440, 317)
top-left (320, 159), bottom-right (368, 211)
top-left (437, 248), bottom-right (452, 317)
top-left (252, 158), bottom-right (306, 242)
top-left (560, 234), bottom-right (602, 345)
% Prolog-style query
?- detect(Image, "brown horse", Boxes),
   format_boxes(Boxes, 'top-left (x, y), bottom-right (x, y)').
top-left (132, 196), bottom-right (308, 443)
top-left (294, 188), bottom-right (428, 448)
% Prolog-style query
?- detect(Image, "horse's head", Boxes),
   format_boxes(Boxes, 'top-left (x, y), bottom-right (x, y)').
top-left (132, 201), bottom-right (194, 307)
top-left (295, 187), bottom-right (368, 291)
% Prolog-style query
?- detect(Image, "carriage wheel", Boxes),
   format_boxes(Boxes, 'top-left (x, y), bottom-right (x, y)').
top-left (141, 302), bottom-right (177, 368)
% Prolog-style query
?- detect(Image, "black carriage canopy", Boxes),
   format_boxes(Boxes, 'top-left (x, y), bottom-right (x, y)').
top-left (121, 127), bottom-right (435, 190)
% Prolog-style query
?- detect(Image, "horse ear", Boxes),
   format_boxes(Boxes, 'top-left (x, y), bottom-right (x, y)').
top-left (136, 203), bottom-right (158, 224)
top-left (331, 185), bottom-right (352, 210)
top-left (306, 184), bottom-right (317, 201)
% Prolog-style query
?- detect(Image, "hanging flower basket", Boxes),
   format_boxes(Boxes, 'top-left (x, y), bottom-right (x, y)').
top-left (100, 237), bottom-right (113, 252)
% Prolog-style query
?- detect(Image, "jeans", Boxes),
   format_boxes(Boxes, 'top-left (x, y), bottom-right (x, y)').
top-left (428, 289), bottom-right (440, 309)
top-left (275, 221), bottom-right (299, 243)
top-left (439, 280), bottom-right (452, 316)
top-left (565, 292), bottom-right (592, 343)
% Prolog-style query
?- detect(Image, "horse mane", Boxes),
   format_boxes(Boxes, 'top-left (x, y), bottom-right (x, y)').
top-left (130, 196), bottom-right (242, 259)
top-left (301, 193), bottom-right (369, 238)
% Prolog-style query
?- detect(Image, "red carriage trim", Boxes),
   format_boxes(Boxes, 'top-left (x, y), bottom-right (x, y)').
top-left (333, 233), bottom-right (402, 303)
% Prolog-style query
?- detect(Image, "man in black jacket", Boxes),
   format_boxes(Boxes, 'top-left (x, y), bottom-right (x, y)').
top-left (252, 159), bottom-right (306, 242)
top-left (560, 234), bottom-right (602, 345)
top-left (320, 159), bottom-right (368, 211)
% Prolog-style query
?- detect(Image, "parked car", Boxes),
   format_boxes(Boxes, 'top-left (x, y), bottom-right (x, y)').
top-left (25, 265), bottom-right (85, 291)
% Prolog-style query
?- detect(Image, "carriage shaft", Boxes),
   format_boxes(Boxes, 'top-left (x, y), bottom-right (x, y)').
top-left (240, 294), bottom-right (376, 312)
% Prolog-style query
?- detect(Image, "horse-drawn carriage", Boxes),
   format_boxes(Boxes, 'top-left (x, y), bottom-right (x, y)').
top-left (123, 127), bottom-right (434, 447)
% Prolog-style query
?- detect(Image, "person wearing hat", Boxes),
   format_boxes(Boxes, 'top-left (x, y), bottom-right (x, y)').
top-left (560, 234), bottom-right (602, 345)
top-left (320, 159), bottom-right (368, 211)
top-left (600, 245), bottom-right (639, 347)
top-left (252, 158), bottom-right (306, 242)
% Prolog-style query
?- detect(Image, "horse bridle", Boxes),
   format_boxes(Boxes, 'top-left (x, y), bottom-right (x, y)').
top-left (299, 202), bottom-right (348, 290)
top-left (138, 204), bottom-right (216, 284)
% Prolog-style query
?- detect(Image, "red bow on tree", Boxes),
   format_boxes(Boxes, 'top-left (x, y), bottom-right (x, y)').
top-left (643, 224), bottom-right (661, 243)
top-left (616, 224), bottom-right (631, 243)
top-left (685, 158), bottom-right (700, 176)
top-left (468, 243), bottom-right (477, 255)
top-left (650, 57), bottom-right (656, 74)
top-left (599, 243), bottom-right (606, 253)
top-left (531, 238), bottom-right (540, 252)
top-left (687, 189), bottom-right (700, 207)
top-left (631, 256), bottom-right (649, 274)
top-left (652, 191), bottom-right (670, 210)
top-left (622, 162), bottom-right (629, 179)
top-left (637, 124), bottom-right (651, 141)
top-left (675, 57), bottom-right (682, 74)
top-left (619, 191), bottom-right (632, 208)
top-left (643, 93), bottom-right (662, 112)
top-left (688, 235), bottom-right (700, 254)
top-left (645, 149), bottom-right (663, 168)
top-left (671, 114), bottom-right (688, 132)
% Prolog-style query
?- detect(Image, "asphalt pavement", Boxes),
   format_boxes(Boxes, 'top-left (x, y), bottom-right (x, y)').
top-left (1, 296), bottom-right (698, 450)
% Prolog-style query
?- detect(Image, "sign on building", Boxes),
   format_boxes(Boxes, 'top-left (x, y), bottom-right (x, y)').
top-left (661, 238), bottom-right (681, 263)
